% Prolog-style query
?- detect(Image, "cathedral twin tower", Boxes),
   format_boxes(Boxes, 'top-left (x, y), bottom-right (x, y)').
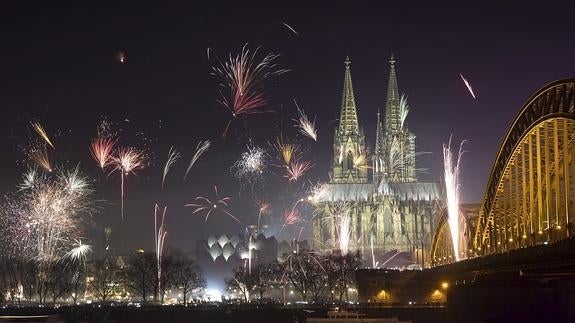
top-left (330, 56), bottom-right (416, 185)
top-left (315, 55), bottom-right (442, 268)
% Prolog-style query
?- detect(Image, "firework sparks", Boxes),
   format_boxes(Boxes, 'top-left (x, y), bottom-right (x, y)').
top-left (162, 146), bottom-right (181, 188)
top-left (154, 204), bottom-right (168, 296)
top-left (209, 45), bottom-right (289, 137)
top-left (113, 147), bottom-right (146, 220)
top-left (117, 51), bottom-right (126, 64)
top-left (353, 153), bottom-right (367, 170)
top-left (443, 136), bottom-right (466, 261)
top-left (18, 167), bottom-right (38, 191)
top-left (64, 240), bottom-right (92, 263)
top-left (274, 136), bottom-right (298, 165)
top-left (338, 213), bottom-right (351, 255)
top-left (90, 137), bottom-right (116, 169)
top-left (283, 207), bottom-right (300, 226)
top-left (399, 94), bottom-right (410, 130)
top-left (233, 146), bottom-right (266, 187)
top-left (308, 183), bottom-right (328, 203)
top-left (459, 73), bottom-right (476, 99)
top-left (184, 140), bottom-right (211, 180)
top-left (29, 145), bottom-right (52, 172)
top-left (255, 198), bottom-right (271, 234)
top-left (284, 159), bottom-right (314, 182)
top-left (185, 186), bottom-right (239, 223)
top-left (4, 166), bottom-right (95, 263)
top-left (31, 121), bottom-right (55, 149)
top-left (293, 101), bottom-right (317, 141)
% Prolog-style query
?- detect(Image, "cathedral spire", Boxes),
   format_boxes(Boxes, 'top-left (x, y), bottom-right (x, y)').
top-left (385, 54), bottom-right (401, 134)
top-left (339, 56), bottom-right (359, 135)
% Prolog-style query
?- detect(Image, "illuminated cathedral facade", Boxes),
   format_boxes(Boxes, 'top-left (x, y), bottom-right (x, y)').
top-left (312, 56), bottom-right (444, 268)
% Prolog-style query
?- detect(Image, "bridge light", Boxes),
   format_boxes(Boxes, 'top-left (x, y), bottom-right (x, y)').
top-left (508, 238), bottom-right (513, 242)
top-left (556, 225), bottom-right (562, 229)
top-left (538, 230), bottom-right (543, 235)
top-left (441, 282), bottom-right (449, 290)
top-left (497, 241), bottom-right (501, 245)
top-left (522, 234), bottom-right (527, 239)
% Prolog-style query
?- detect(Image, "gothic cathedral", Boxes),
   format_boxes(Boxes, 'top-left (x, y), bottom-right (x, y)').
top-left (313, 56), bottom-right (445, 268)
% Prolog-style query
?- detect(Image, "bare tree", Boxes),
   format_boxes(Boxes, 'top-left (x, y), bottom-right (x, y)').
top-left (251, 262), bottom-right (280, 302)
top-left (89, 258), bottom-right (119, 302)
top-left (225, 266), bottom-right (254, 302)
top-left (282, 251), bottom-right (325, 302)
top-left (123, 251), bottom-right (156, 303)
top-left (172, 255), bottom-right (205, 305)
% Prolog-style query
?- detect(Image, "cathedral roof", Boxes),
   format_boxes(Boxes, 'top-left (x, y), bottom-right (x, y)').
top-left (377, 181), bottom-right (445, 201)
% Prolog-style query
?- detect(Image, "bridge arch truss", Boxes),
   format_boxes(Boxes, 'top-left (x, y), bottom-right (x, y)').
top-left (473, 79), bottom-right (575, 255)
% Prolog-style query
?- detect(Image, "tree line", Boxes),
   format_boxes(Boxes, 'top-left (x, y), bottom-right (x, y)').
top-left (0, 248), bottom-right (205, 306)
top-left (225, 249), bottom-right (361, 304)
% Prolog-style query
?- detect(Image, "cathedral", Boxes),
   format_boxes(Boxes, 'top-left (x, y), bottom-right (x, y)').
top-left (312, 56), bottom-right (445, 268)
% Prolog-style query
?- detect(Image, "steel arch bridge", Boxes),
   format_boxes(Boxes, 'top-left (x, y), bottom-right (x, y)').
top-left (431, 79), bottom-right (575, 265)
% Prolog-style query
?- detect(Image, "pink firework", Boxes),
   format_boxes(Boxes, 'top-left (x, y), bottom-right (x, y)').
top-left (283, 207), bottom-right (300, 226)
top-left (113, 147), bottom-right (146, 220)
top-left (209, 45), bottom-right (289, 137)
top-left (90, 137), bottom-right (116, 169)
top-left (284, 159), bottom-right (314, 182)
top-left (186, 186), bottom-right (239, 223)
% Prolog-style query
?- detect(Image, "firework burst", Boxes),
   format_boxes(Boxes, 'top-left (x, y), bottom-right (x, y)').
top-left (64, 240), bottom-right (92, 264)
top-left (293, 101), bottom-right (317, 141)
top-left (30, 121), bottom-right (55, 149)
top-left (399, 94), bottom-right (410, 130)
top-left (162, 146), bottom-right (181, 188)
top-left (29, 144), bottom-right (53, 172)
top-left (113, 147), bottom-right (146, 220)
top-left (284, 159), bottom-right (314, 182)
top-left (3, 166), bottom-right (95, 263)
top-left (233, 146), bottom-right (266, 187)
top-left (184, 140), bottom-right (211, 180)
top-left (185, 186), bottom-right (239, 223)
top-left (209, 44), bottom-right (289, 137)
top-left (274, 136), bottom-right (298, 165)
top-left (443, 137), bottom-right (467, 261)
top-left (90, 137), bottom-right (116, 169)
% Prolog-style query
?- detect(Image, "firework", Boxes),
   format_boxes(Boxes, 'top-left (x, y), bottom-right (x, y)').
top-left (293, 101), bottom-right (317, 141)
top-left (154, 204), bottom-right (168, 296)
top-left (353, 153), bottom-right (367, 170)
top-left (274, 136), bottom-right (298, 165)
top-left (284, 159), bottom-right (314, 182)
top-left (209, 45), bottom-right (289, 137)
top-left (4, 166), bottom-right (95, 263)
top-left (399, 94), bottom-right (410, 130)
top-left (29, 145), bottom-right (53, 172)
top-left (31, 121), bottom-right (55, 149)
top-left (64, 240), bottom-right (92, 263)
top-left (162, 146), bottom-right (181, 188)
top-left (90, 137), bottom-right (116, 169)
top-left (113, 147), bottom-right (146, 220)
top-left (338, 214), bottom-right (351, 255)
top-left (233, 146), bottom-right (266, 187)
top-left (443, 136), bottom-right (466, 261)
top-left (184, 140), bottom-right (211, 180)
top-left (18, 167), bottom-right (38, 191)
top-left (255, 198), bottom-right (271, 233)
top-left (308, 183), bottom-right (328, 203)
top-left (459, 73), bottom-right (476, 99)
top-left (117, 51), bottom-right (126, 64)
top-left (283, 207), bottom-right (300, 226)
top-left (185, 186), bottom-right (239, 223)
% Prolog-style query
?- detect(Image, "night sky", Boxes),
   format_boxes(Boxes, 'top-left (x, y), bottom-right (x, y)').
top-left (1, 1), bottom-right (574, 254)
